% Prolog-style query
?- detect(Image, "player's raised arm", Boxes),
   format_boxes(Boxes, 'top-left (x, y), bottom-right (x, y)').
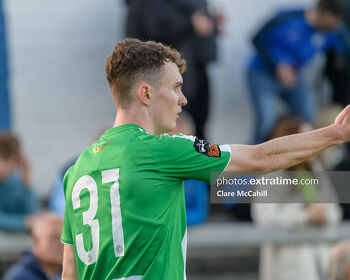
top-left (226, 105), bottom-right (350, 172)
top-left (62, 244), bottom-right (78, 280)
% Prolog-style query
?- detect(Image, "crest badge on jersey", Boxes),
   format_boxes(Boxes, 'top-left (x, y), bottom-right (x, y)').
top-left (93, 140), bottom-right (113, 153)
top-left (193, 137), bottom-right (221, 158)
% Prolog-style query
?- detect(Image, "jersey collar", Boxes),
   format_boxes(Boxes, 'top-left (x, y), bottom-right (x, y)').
top-left (104, 124), bottom-right (146, 136)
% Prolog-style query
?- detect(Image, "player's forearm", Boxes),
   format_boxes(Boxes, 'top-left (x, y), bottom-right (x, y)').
top-left (62, 259), bottom-right (78, 280)
top-left (62, 266), bottom-right (78, 280)
top-left (254, 124), bottom-right (342, 171)
top-left (62, 245), bottom-right (78, 280)
top-left (228, 124), bottom-right (343, 172)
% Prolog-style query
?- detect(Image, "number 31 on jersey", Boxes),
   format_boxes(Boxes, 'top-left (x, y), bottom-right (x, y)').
top-left (72, 168), bottom-right (124, 265)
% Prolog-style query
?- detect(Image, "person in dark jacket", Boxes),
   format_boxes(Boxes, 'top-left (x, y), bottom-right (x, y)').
top-left (3, 213), bottom-right (63, 280)
top-left (324, 0), bottom-right (350, 107)
top-left (125, 0), bottom-right (218, 139)
top-left (247, 0), bottom-right (345, 144)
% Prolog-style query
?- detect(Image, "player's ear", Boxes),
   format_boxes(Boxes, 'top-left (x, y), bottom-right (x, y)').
top-left (137, 83), bottom-right (152, 106)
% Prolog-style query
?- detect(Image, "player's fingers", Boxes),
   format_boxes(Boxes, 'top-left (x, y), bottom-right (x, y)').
top-left (335, 104), bottom-right (350, 125)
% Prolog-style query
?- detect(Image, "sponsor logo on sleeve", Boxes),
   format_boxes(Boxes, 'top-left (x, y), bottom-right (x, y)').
top-left (193, 137), bottom-right (221, 158)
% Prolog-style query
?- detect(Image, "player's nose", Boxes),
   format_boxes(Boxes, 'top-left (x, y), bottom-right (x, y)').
top-left (179, 91), bottom-right (187, 106)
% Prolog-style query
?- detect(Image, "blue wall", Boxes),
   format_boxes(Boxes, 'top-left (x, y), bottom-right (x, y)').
top-left (0, 0), bottom-right (10, 131)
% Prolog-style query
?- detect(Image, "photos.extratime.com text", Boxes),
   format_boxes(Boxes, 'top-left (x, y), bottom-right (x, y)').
top-left (215, 176), bottom-right (319, 188)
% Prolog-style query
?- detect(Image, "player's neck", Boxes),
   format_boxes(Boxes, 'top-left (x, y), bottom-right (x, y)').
top-left (114, 110), bottom-right (156, 135)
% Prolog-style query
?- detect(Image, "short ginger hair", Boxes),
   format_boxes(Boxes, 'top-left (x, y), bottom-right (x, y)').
top-left (0, 132), bottom-right (20, 160)
top-left (105, 38), bottom-right (186, 109)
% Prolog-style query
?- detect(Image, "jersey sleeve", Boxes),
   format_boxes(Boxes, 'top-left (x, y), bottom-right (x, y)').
top-left (60, 172), bottom-right (74, 245)
top-left (148, 134), bottom-right (231, 184)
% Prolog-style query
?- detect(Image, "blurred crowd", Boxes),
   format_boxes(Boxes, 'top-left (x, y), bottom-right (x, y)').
top-left (1, 0), bottom-right (350, 279)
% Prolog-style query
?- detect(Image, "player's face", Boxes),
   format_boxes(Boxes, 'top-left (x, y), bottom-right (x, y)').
top-left (151, 62), bottom-right (187, 135)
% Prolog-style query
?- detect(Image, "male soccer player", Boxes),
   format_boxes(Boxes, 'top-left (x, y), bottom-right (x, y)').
top-left (62, 38), bottom-right (350, 280)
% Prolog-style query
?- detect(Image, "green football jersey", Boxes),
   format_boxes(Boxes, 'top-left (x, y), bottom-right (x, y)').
top-left (61, 124), bottom-right (231, 280)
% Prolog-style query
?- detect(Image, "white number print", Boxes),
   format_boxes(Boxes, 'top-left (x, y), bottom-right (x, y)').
top-left (102, 169), bottom-right (125, 257)
top-left (72, 168), bottom-right (124, 265)
top-left (72, 175), bottom-right (100, 265)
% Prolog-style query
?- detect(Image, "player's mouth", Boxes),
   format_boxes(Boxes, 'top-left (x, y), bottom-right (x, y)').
top-left (176, 111), bottom-right (182, 119)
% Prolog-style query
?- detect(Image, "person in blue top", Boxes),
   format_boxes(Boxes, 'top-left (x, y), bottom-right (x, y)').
top-left (0, 132), bottom-right (40, 231)
top-left (324, 0), bottom-right (350, 107)
top-left (247, 0), bottom-right (346, 144)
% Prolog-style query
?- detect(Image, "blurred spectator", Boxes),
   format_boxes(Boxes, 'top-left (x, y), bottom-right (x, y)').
top-left (324, 0), bottom-right (350, 107)
top-left (3, 213), bottom-right (63, 280)
top-left (252, 116), bottom-right (342, 280)
top-left (125, 0), bottom-right (219, 139)
top-left (342, 0), bottom-right (350, 28)
top-left (0, 132), bottom-right (40, 231)
top-left (247, 0), bottom-right (345, 144)
top-left (0, 0), bottom-right (10, 131)
top-left (328, 241), bottom-right (350, 280)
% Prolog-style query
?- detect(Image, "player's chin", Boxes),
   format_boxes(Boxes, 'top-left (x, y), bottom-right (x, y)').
top-left (170, 122), bottom-right (177, 131)
top-left (167, 121), bottom-right (177, 133)
top-left (160, 122), bottom-right (176, 135)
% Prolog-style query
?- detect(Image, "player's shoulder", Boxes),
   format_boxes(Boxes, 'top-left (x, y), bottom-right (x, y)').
top-left (134, 131), bottom-right (195, 145)
top-left (147, 133), bottom-right (197, 149)
top-left (62, 164), bottom-right (76, 195)
top-left (160, 133), bottom-right (196, 142)
top-left (134, 133), bottom-right (197, 160)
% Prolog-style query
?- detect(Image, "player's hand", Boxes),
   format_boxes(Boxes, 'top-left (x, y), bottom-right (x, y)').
top-left (305, 204), bottom-right (326, 225)
top-left (18, 154), bottom-right (31, 188)
top-left (276, 64), bottom-right (297, 88)
top-left (191, 11), bottom-right (214, 37)
top-left (335, 105), bottom-right (350, 126)
top-left (334, 105), bottom-right (350, 143)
